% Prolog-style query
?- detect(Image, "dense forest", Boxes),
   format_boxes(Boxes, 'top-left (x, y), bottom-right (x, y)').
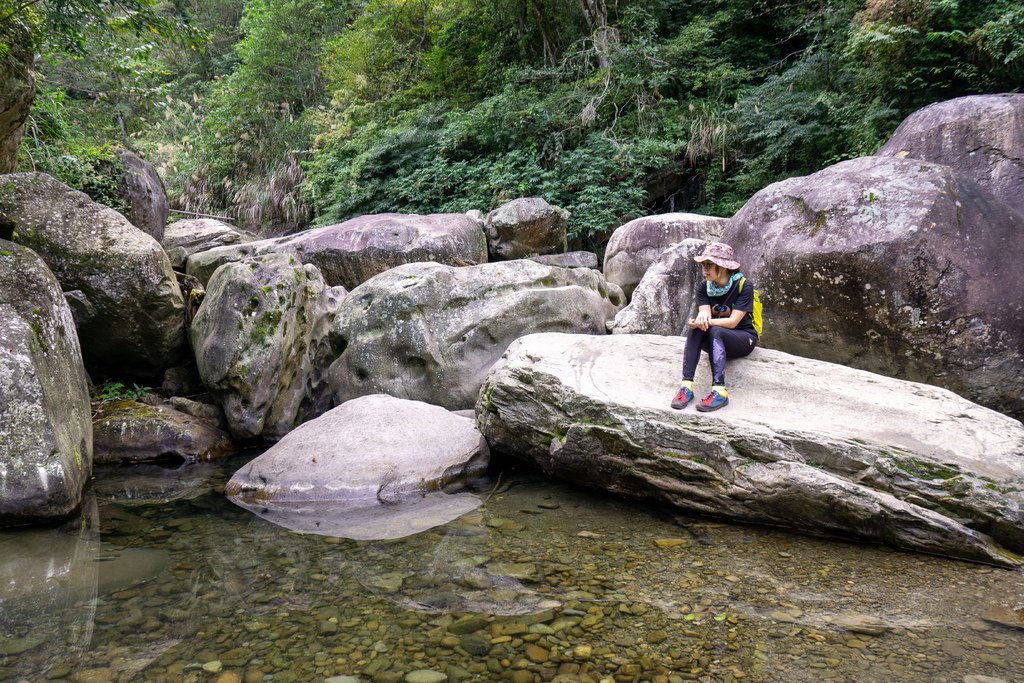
top-left (4, 0), bottom-right (1022, 246)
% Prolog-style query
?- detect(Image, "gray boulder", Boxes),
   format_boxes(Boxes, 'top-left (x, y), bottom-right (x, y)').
top-left (612, 238), bottom-right (708, 335)
top-left (724, 155), bottom-right (1024, 421)
top-left (529, 251), bottom-right (599, 270)
top-left (162, 218), bottom-right (252, 269)
top-left (187, 212), bottom-right (487, 289)
top-left (190, 254), bottom-right (346, 441)
top-left (114, 147), bottom-right (169, 242)
top-left (92, 399), bottom-right (233, 464)
top-left (603, 213), bottom-right (728, 300)
top-left (225, 394), bottom-right (488, 503)
top-left (0, 241), bottom-right (92, 525)
top-left (0, 173), bottom-right (185, 379)
top-left (329, 260), bottom-right (624, 410)
top-left (485, 197), bottom-right (568, 260)
top-left (876, 94), bottom-right (1024, 216)
top-left (477, 333), bottom-right (1024, 566)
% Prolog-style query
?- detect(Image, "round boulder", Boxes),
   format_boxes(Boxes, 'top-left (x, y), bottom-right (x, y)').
top-left (0, 241), bottom-right (92, 525)
top-left (328, 260), bottom-right (625, 410)
top-left (603, 213), bottom-right (728, 300)
top-left (114, 147), bottom-right (169, 242)
top-left (724, 155), bottom-right (1024, 420)
top-left (876, 94), bottom-right (1024, 216)
top-left (225, 394), bottom-right (488, 502)
top-left (162, 218), bottom-right (252, 269)
top-left (190, 254), bottom-right (347, 441)
top-left (485, 197), bottom-right (568, 260)
top-left (187, 212), bottom-right (488, 289)
top-left (0, 172), bottom-right (185, 379)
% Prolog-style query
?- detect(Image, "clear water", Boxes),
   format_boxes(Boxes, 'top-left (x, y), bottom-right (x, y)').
top-left (1, 453), bottom-right (1022, 683)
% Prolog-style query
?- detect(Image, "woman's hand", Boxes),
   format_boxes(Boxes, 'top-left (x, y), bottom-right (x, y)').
top-left (690, 308), bottom-right (712, 330)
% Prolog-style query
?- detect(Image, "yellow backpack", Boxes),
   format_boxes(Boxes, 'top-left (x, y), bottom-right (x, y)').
top-left (738, 277), bottom-right (763, 338)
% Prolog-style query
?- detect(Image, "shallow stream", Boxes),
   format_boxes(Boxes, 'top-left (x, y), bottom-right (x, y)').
top-left (2, 453), bottom-right (1022, 683)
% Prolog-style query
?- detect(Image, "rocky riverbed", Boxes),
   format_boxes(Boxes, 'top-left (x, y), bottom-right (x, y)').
top-left (1, 454), bottom-right (1023, 683)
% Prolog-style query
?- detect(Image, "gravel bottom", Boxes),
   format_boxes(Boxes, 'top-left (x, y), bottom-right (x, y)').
top-left (1, 457), bottom-right (1022, 683)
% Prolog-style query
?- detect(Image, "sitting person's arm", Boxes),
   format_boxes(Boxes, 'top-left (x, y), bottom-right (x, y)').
top-left (708, 308), bottom-right (746, 329)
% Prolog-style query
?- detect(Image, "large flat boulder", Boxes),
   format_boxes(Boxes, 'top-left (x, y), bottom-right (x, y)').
top-left (161, 217), bottom-right (252, 268)
top-left (477, 333), bottom-right (1024, 566)
top-left (329, 260), bottom-right (624, 410)
top-left (0, 173), bottom-right (185, 379)
top-left (186, 212), bottom-right (487, 289)
top-left (190, 254), bottom-right (346, 441)
top-left (0, 241), bottom-right (92, 525)
top-left (603, 213), bottom-right (727, 300)
top-left (876, 94), bottom-right (1024, 216)
top-left (723, 156), bottom-right (1024, 421)
top-left (225, 394), bottom-right (488, 503)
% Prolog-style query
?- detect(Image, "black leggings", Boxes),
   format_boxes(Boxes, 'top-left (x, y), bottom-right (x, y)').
top-left (681, 326), bottom-right (757, 386)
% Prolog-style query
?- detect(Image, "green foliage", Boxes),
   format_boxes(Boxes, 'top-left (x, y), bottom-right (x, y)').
top-left (92, 381), bottom-right (150, 403)
top-left (21, 0), bottom-right (1024, 246)
top-left (18, 83), bottom-right (131, 212)
top-left (160, 0), bottom-right (352, 231)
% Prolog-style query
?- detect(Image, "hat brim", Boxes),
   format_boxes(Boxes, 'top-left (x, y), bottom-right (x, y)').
top-left (694, 254), bottom-right (740, 270)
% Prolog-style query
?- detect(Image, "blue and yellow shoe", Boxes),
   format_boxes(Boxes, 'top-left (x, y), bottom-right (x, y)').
top-left (671, 385), bottom-right (694, 409)
top-left (696, 388), bottom-right (729, 412)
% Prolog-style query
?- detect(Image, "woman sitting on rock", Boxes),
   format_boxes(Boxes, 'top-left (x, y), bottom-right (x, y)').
top-left (671, 242), bottom-right (758, 412)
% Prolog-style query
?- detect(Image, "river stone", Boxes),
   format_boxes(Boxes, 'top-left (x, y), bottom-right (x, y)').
top-left (186, 212), bottom-right (487, 289)
top-left (328, 260), bottom-right (624, 410)
top-left (0, 19), bottom-right (33, 174)
top-left (0, 172), bottom-right (185, 378)
top-left (162, 218), bottom-right (252, 269)
top-left (92, 400), bottom-right (233, 464)
top-left (876, 94), bottom-right (1024, 216)
top-left (485, 197), bottom-right (568, 260)
top-left (226, 394), bottom-right (488, 502)
top-left (477, 333), bottom-right (1024, 566)
top-left (611, 238), bottom-right (707, 335)
top-left (0, 240), bottom-right (92, 525)
top-left (723, 155), bottom-right (1024, 421)
top-left (190, 254), bottom-right (346, 441)
top-left (405, 671), bottom-right (447, 683)
top-left (603, 213), bottom-right (728, 300)
top-left (114, 147), bottom-right (169, 242)
top-left (982, 604), bottom-right (1024, 630)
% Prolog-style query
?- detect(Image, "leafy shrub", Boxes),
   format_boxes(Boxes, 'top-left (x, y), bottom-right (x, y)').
top-left (92, 381), bottom-right (150, 403)
top-left (18, 84), bottom-right (130, 213)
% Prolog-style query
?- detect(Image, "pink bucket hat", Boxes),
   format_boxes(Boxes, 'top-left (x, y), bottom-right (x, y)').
top-left (694, 242), bottom-right (740, 270)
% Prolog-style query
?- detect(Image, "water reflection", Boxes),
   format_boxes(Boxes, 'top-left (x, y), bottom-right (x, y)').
top-left (0, 454), bottom-right (1021, 683)
top-left (0, 494), bottom-right (99, 660)
top-left (229, 490), bottom-right (483, 541)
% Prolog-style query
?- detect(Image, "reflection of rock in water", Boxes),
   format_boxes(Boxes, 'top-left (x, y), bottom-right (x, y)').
top-left (0, 494), bottom-right (99, 663)
top-left (0, 491), bottom-right (175, 677)
top-left (229, 491), bottom-right (482, 541)
top-left (348, 510), bottom-right (560, 617)
top-left (92, 461), bottom-right (222, 505)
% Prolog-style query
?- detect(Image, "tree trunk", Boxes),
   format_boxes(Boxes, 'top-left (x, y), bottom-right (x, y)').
top-left (0, 20), bottom-right (36, 173)
top-left (577, 0), bottom-right (617, 67)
